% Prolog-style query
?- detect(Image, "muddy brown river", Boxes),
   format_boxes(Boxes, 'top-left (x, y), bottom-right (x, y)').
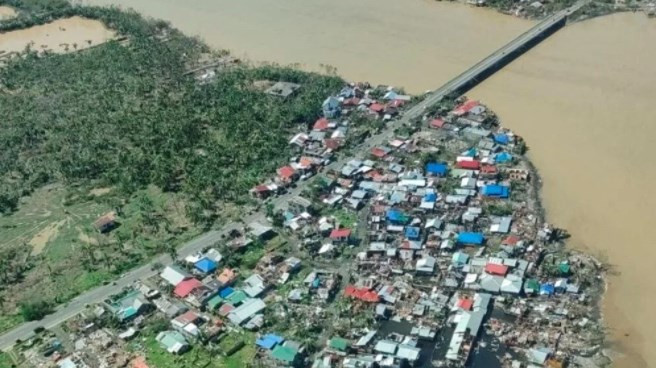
top-left (71, 0), bottom-right (656, 366)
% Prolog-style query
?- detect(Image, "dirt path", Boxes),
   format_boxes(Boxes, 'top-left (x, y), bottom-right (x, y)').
top-left (29, 220), bottom-right (66, 256)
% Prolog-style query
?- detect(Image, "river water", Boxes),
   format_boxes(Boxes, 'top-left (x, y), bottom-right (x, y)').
top-left (70, 0), bottom-right (656, 366)
top-left (470, 13), bottom-right (656, 367)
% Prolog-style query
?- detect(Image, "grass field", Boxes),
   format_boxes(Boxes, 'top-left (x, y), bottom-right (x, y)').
top-left (137, 330), bottom-right (255, 368)
top-left (0, 184), bottom-right (199, 332)
top-left (0, 353), bottom-right (13, 368)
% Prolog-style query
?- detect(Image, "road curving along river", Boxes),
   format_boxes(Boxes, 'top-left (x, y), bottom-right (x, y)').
top-left (77, 0), bottom-right (656, 366)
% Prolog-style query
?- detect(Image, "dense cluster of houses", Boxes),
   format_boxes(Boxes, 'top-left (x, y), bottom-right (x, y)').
top-left (251, 83), bottom-right (412, 199)
top-left (14, 91), bottom-right (604, 368)
top-left (270, 98), bottom-right (602, 367)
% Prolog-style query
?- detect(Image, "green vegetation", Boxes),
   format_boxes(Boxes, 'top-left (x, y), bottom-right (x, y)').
top-left (0, 352), bottom-right (14, 368)
top-left (134, 325), bottom-right (255, 368)
top-left (329, 209), bottom-right (358, 228)
top-left (18, 300), bottom-right (53, 321)
top-left (485, 202), bottom-right (513, 216)
top-left (0, 0), bottom-right (343, 330)
top-left (1, 1), bottom-right (342, 215)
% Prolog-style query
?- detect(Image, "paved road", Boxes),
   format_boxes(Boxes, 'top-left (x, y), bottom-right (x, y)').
top-left (0, 2), bottom-right (587, 351)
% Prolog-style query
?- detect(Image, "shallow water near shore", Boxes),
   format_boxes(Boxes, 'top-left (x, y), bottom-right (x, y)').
top-left (80, 0), bottom-right (655, 366)
top-left (0, 16), bottom-right (114, 54)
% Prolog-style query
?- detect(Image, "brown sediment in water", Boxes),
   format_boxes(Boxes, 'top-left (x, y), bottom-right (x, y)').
top-left (0, 16), bottom-right (115, 54)
top-left (469, 13), bottom-right (656, 368)
top-left (81, 0), bottom-right (534, 90)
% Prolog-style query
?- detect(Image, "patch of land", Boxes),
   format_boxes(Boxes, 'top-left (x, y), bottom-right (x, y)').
top-left (0, 16), bottom-right (115, 54)
top-left (89, 187), bottom-right (112, 196)
top-left (29, 219), bottom-right (66, 255)
top-left (0, 184), bottom-right (197, 333)
top-left (0, 6), bottom-right (17, 20)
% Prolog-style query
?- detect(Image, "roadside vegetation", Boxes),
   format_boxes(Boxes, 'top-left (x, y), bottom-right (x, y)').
top-left (0, 0), bottom-right (343, 332)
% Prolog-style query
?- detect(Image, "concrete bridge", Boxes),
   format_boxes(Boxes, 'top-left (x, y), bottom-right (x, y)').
top-left (403, 0), bottom-right (590, 119)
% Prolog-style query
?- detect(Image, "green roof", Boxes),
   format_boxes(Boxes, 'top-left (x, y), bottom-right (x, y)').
top-left (271, 345), bottom-right (298, 363)
top-left (119, 306), bottom-right (138, 321)
top-left (525, 279), bottom-right (540, 292)
top-left (207, 295), bottom-right (223, 310)
top-left (227, 290), bottom-right (247, 305)
top-left (559, 262), bottom-right (571, 275)
top-left (329, 337), bottom-right (349, 351)
top-left (158, 331), bottom-right (187, 349)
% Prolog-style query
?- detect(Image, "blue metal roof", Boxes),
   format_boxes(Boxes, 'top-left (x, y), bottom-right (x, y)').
top-left (494, 134), bottom-right (510, 145)
top-left (495, 152), bottom-right (513, 163)
top-left (482, 185), bottom-right (510, 198)
top-left (540, 283), bottom-right (555, 295)
top-left (426, 162), bottom-right (448, 176)
top-left (463, 148), bottom-right (478, 157)
top-left (195, 257), bottom-right (217, 273)
top-left (405, 226), bottom-right (420, 240)
top-left (423, 193), bottom-right (437, 202)
top-left (457, 232), bottom-right (484, 245)
top-left (256, 333), bottom-right (285, 350)
top-left (386, 209), bottom-right (408, 223)
top-left (218, 286), bottom-right (235, 299)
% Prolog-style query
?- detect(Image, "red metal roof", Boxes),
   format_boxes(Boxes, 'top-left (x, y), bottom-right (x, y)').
top-left (277, 166), bottom-right (296, 179)
top-left (457, 298), bottom-right (473, 311)
top-left (174, 278), bottom-right (202, 298)
top-left (344, 285), bottom-right (379, 303)
top-left (343, 97), bottom-right (361, 106)
top-left (298, 156), bottom-right (315, 169)
top-left (485, 263), bottom-right (509, 276)
top-left (480, 165), bottom-right (498, 174)
top-left (324, 138), bottom-right (341, 150)
top-left (330, 228), bottom-right (352, 239)
top-left (456, 160), bottom-right (480, 170)
top-left (371, 147), bottom-right (388, 158)
top-left (254, 185), bottom-right (270, 192)
top-left (502, 235), bottom-right (520, 246)
top-left (430, 118), bottom-right (445, 128)
top-left (369, 103), bottom-right (385, 113)
top-left (453, 99), bottom-right (479, 116)
top-left (313, 117), bottom-right (329, 131)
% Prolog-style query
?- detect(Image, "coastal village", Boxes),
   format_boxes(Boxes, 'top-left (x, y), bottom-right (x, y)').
top-left (3, 82), bottom-right (608, 368)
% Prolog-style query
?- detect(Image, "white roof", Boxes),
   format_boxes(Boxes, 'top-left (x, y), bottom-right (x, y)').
top-left (356, 330), bottom-right (377, 346)
top-left (416, 256), bottom-right (436, 273)
top-left (398, 179), bottom-right (426, 188)
top-left (319, 243), bottom-right (334, 254)
top-left (396, 344), bottom-right (420, 361)
top-left (228, 298), bottom-right (266, 325)
top-left (243, 274), bottom-right (266, 297)
top-left (374, 340), bottom-right (398, 355)
top-left (501, 275), bottom-right (523, 294)
top-left (205, 248), bottom-right (223, 263)
top-left (160, 266), bottom-right (190, 286)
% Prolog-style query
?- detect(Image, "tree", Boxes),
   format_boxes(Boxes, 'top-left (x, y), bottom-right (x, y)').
top-left (19, 300), bottom-right (53, 321)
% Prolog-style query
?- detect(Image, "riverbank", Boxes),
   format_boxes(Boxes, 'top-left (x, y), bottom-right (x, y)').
top-left (454, 0), bottom-right (655, 21)
top-left (469, 12), bottom-right (656, 367)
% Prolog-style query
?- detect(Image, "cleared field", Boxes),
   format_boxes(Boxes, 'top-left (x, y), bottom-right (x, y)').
top-left (0, 16), bottom-right (115, 54)
top-left (0, 185), bottom-right (198, 333)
